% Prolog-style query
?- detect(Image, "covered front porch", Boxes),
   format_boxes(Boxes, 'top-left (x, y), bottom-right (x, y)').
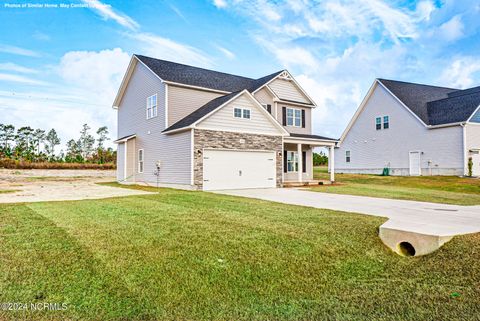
top-left (283, 134), bottom-right (337, 186)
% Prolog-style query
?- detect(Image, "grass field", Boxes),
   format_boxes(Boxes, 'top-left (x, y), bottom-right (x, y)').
top-left (1, 185), bottom-right (479, 320)
top-left (313, 167), bottom-right (480, 205)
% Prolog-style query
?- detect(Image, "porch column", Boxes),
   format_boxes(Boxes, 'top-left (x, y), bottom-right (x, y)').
top-left (297, 143), bottom-right (302, 182)
top-left (329, 145), bottom-right (335, 182)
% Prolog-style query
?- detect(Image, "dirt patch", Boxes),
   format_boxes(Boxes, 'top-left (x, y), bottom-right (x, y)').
top-left (0, 169), bottom-right (152, 203)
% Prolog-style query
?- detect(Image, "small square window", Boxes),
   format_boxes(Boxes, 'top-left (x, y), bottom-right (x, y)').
top-left (376, 117), bottom-right (382, 130)
top-left (383, 116), bottom-right (389, 129)
top-left (243, 109), bottom-right (251, 119)
top-left (346, 151), bottom-right (351, 163)
top-left (234, 108), bottom-right (242, 118)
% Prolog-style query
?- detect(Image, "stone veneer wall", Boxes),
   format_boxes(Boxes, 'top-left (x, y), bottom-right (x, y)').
top-left (194, 129), bottom-right (283, 189)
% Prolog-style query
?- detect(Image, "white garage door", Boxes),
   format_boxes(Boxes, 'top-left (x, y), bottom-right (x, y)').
top-left (203, 149), bottom-right (276, 190)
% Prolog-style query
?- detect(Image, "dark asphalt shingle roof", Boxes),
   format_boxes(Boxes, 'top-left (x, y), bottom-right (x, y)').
top-left (378, 79), bottom-right (458, 124)
top-left (289, 133), bottom-right (338, 141)
top-left (136, 54), bottom-right (272, 93)
top-left (427, 91), bottom-right (480, 125)
top-left (378, 79), bottom-right (480, 125)
top-left (163, 91), bottom-right (242, 132)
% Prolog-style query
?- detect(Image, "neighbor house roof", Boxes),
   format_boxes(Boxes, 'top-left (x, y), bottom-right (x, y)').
top-left (378, 79), bottom-right (480, 126)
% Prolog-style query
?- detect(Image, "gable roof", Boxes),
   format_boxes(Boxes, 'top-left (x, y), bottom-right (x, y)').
top-left (378, 79), bottom-right (458, 124)
top-left (136, 55), bottom-right (254, 92)
top-left (163, 91), bottom-right (240, 132)
top-left (163, 89), bottom-right (288, 135)
top-left (379, 79), bottom-right (480, 126)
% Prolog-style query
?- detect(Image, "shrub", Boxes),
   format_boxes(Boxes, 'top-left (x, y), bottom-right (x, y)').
top-left (468, 157), bottom-right (473, 177)
top-left (0, 159), bottom-right (116, 170)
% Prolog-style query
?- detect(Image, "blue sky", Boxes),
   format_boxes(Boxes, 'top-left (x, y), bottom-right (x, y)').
top-left (1, 0), bottom-right (480, 150)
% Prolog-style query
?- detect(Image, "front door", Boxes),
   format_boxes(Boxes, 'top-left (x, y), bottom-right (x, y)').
top-left (409, 151), bottom-right (421, 176)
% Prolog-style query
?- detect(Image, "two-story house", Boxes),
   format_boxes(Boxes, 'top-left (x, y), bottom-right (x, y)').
top-left (113, 55), bottom-right (337, 190)
top-left (335, 79), bottom-right (480, 176)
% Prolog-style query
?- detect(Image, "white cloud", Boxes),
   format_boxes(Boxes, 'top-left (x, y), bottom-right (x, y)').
top-left (58, 48), bottom-right (131, 106)
top-left (439, 57), bottom-right (480, 89)
top-left (213, 0), bottom-right (227, 8)
top-left (438, 15), bottom-right (464, 42)
top-left (0, 73), bottom-right (48, 86)
top-left (82, 0), bottom-right (139, 30)
top-left (0, 63), bottom-right (38, 74)
top-left (32, 31), bottom-right (51, 41)
top-left (215, 45), bottom-right (235, 59)
top-left (131, 33), bottom-right (213, 67)
top-left (415, 1), bottom-right (436, 21)
top-left (0, 44), bottom-right (40, 57)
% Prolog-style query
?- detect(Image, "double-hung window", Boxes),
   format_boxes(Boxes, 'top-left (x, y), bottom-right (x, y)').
top-left (383, 116), bottom-right (389, 129)
top-left (345, 151), bottom-right (351, 163)
top-left (287, 108), bottom-right (301, 127)
top-left (375, 117), bottom-right (382, 130)
top-left (234, 108), bottom-right (251, 119)
top-left (146, 94), bottom-right (157, 119)
top-left (287, 151), bottom-right (298, 172)
top-left (138, 149), bottom-right (144, 173)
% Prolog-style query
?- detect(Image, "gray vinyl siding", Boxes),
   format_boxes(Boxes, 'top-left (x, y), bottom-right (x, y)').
top-left (466, 124), bottom-right (480, 150)
top-left (116, 142), bottom-right (125, 181)
top-left (168, 85), bottom-right (223, 126)
top-left (275, 102), bottom-right (312, 135)
top-left (254, 87), bottom-right (275, 107)
top-left (117, 61), bottom-right (191, 185)
top-left (268, 79), bottom-right (310, 104)
top-left (335, 83), bottom-right (464, 176)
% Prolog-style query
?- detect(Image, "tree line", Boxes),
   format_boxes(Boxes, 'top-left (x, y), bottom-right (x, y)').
top-left (0, 123), bottom-right (115, 164)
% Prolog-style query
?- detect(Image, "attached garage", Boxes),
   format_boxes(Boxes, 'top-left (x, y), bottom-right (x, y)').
top-left (202, 149), bottom-right (276, 190)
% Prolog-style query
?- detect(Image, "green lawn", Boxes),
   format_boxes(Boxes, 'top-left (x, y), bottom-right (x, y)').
top-left (1, 185), bottom-right (479, 320)
top-left (313, 167), bottom-right (480, 205)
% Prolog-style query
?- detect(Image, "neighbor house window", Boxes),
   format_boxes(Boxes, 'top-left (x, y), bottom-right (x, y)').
top-left (287, 151), bottom-right (298, 172)
top-left (383, 116), bottom-right (389, 129)
top-left (138, 149), bottom-right (144, 173)
top-left (376, 117), bottom-right (382, 130)
top-left (346, 151), bottom-right (351, 163)
top-left (234, 107), bottom-right (251, 119)
top-left (146, 94), bottom-right (157, 119)
top-left (287, 108), bottom-right (301, 127)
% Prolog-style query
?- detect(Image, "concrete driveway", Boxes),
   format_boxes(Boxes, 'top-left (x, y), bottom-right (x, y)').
top-left (0, 169), bottom-right (152, 203)
top-left (216, 188), bottom-right (480, 237)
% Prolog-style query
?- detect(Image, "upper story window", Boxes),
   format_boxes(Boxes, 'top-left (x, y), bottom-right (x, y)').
top-left (261, 103), bottom-right (272, 114)
top-left (234, 107), bottom-right (251, 119)
top-left (345, 151), bottom-right (351, 163)
top-left (146, 94), bottom-right (157, 119)
top-left (383, 116), bottom-right (389, 129)
top-left (376, 115), bottom-right (389, 130)
top-left (287, 108), bottom-right (301, 127)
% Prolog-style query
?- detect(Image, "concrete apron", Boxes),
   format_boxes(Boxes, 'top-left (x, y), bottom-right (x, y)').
top-left (214, 188), bottom-right (480, 257)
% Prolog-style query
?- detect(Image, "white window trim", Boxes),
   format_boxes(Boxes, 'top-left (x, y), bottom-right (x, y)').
top-left (233, 107), bottom-right (251, 120)
top-left (375, 116), bottom-right (382, 130)
top-left (138, 149), bottom-right (144, 173)
top-left (287, 151), bottom-right (299, 172)
top-left (146, 94), bottom-right (158, 120)
top-left (383, 115), bottom-right (390, 129)
top-left (345, 150), bottom-right (351, 163)
top-left (286, 107), bottom-right (302, 127)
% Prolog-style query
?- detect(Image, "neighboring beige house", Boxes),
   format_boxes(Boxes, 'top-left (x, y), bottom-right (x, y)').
top-left (336, 79), bottom-right (480, 176)
top-left (113, 55), bottom-right (337, 190)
